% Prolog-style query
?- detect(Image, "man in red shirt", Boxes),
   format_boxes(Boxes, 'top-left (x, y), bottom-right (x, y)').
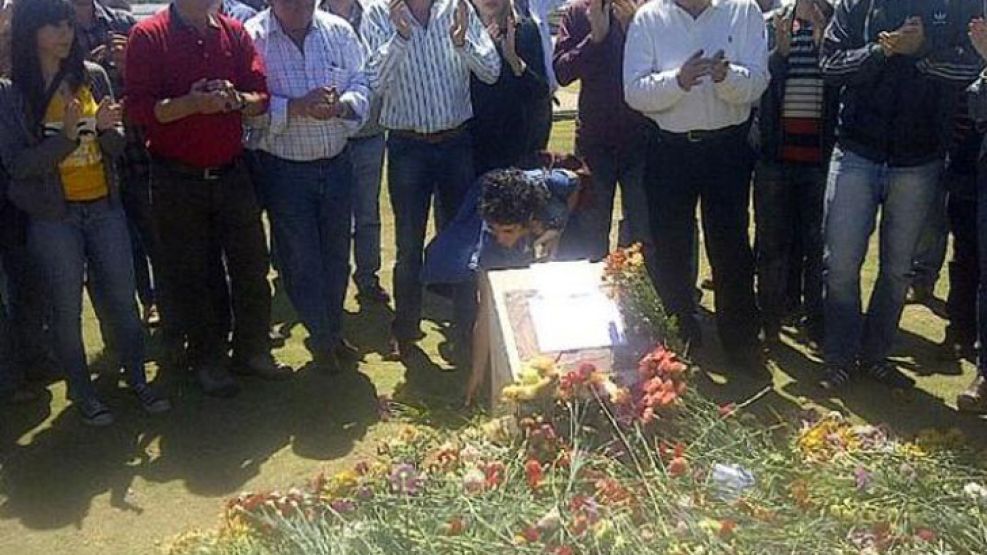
top-left (126, 0), bottom-right (289, 397)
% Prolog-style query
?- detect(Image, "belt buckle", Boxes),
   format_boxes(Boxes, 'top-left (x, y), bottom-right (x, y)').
top-left (203, 167), bottom-right (221, 181)
top-left (686, 130), bottom-right (702, 143)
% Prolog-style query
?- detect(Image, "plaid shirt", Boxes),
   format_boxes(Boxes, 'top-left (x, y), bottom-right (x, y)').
top-left (245, 10), bottom-right (370, 161)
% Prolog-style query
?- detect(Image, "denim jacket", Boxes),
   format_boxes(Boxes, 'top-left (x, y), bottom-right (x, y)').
top-left (753, 2), bottom-right (839, 165)
top-left (421, 169), bottom-right (580, 285)
top-left (0, 62), bottom-right (126, 221)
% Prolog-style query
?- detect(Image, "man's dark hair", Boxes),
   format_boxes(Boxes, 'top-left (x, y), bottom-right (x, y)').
top-left (11, 0), bottom-right (87, 128)
top-left (479, 169), bottom-right (550, 226)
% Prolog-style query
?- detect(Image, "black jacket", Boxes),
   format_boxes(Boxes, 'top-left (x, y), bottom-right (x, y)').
top-left (820, 0), bottom-right (983, 166)
top-left (755, 2), bottom-right (839, 164)
top-left (469, 16), bottom-right (551, 176)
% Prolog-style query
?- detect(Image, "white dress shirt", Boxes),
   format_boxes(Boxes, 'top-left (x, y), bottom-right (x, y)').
top-left (245, 9), bottom-right (371, 162)
top-left (623, 0), bottom-right (769, 133)
top-left (361, 0), bottom-right (501, 134)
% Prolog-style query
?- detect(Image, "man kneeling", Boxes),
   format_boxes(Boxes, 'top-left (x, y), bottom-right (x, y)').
top-left (422, 165), bottom-right (584, 405)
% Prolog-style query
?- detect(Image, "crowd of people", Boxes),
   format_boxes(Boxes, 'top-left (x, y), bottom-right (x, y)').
top-left (1, 0), bottom-right (987, 427)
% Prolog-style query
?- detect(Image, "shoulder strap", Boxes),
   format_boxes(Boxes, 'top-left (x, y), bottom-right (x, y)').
top-left (30, 64), bottom-right (70, 132)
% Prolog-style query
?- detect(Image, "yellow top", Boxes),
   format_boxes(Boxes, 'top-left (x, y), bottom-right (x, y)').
top-left (43, 87), bottom-right (108, 201)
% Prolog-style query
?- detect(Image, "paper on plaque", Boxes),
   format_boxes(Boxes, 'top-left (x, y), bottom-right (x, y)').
top-left (529, 292), bottom-right (624, 352)
top-left (530, 260), bottom-right (597, 298)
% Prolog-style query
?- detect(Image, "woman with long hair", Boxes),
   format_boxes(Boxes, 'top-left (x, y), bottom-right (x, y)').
top-left (0, 0), bottom-right (169, 425)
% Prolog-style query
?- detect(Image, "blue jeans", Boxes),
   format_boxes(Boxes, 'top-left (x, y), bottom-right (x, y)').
top-left (29, 200), bottom-right (146, 402)
top-left (387, 131), bottom-right (474, 341)
top-left (976, 168), bottom-right (987, 373)
top-left (350, 134), bottom-right (386, 292)
top-left (823, 147), bottom-right (942, 367)
top-left (258, 151), bottom-right (353, 353)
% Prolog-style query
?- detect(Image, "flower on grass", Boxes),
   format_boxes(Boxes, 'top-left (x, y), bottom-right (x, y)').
top-left (515, 525), bottom-right (540, 545)
top-left (553, 545), bottom-right (575, 555)
top-left (854, 466), bottom-right (873, 492)
top-left (964, 482), bottom-right (987, 506)
top-left (329, 498), bottom-right (355, 514)
top-left (718, 403), bottom-right (737, 418)
top-left (462, 467), bottom-right (485, 494)
top-left (536, 507), bottom-right (562, 532)
top-left (915, 528), bottom-right (937, 543)
top-left (483, 461), bottom-right (506, 490)
top-left (389, 464), bottom-right (423, 496)
top-left (718, 519), bottom-right (737, 539)
top-left (445, 516), bottom-right (466, 536)
top-left (525, 459), bottom-right (544, 489)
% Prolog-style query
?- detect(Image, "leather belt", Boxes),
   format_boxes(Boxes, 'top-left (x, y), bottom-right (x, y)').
top-left (657, 123), bottom-right (747, 144)
top-left (151, 156), bottom-right (240, 181)
top-left (390, 124), bottom-right (466, 145)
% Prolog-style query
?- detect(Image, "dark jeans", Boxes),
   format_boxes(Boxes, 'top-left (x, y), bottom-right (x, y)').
top-left (29, 200), bottom-right (146, 402)
top-left (387, 131), bottom-right (475, 341)
top-left (0, 243), bottom-right (48, 393)
top-left (567, 138), bottom-right (653, 265)
top-left (646, 126), bottom-right (759, 353)
top-left (349, 134), bottom-right (386, 292)
top-left (947, 175), bottom-right (977, 345)
top-left (754, 160), bottom-right (826, 332)
top-left (257, 151), bottom-right (353, 353)
top-left (121, 159), bottom-right (158, 309)
top-left (150, 159), bottom-right (272, 365)
top-left (977, 166), bottom-right (987, 372)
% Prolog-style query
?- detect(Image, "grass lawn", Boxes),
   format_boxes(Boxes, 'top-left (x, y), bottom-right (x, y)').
top-left (0, 119), bottom-right (983, 555)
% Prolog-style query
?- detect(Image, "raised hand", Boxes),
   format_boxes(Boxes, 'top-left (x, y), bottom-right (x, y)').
top-left (450, 0), bottom-right (468, 48)
top-left (109, 33), bottom-right (128, 70)
top-left (676, 49), bottom-right (712, 91)
top-left (588, 0), bottom-right (610, 44)
top-left (62, 96), bottom-right (83, 141)
top-left (773, 12), bottom-right (793, 57)
top-left (710, 49), bottom-right (728, 83)
top-left (389, 0), bottom-right (413, 40)
top-left (807, 0), bottom-right (828, 46)
top-left (971, 18), bottom-right (987, 61)
top-left (502, 11), bottom-right (525, 75)
top-left (95, 96), bottom-right (123, 131)
top-left (879, 17), bottom-right (924, 57)
top-left (612, 0), bottom-right (637, 33)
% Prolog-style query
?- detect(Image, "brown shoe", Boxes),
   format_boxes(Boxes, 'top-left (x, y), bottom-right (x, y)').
top-left (233, 353), bottom-right (293, 381)
top-left (957, 375), bottom-right (987, 414)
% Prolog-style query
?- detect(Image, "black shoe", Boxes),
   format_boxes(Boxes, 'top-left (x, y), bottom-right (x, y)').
top-left (335, 339), bottom-right (362, 362)
top-left (232, 353), bottom-right (293, 381)
top-left (863, 361), bottom-right (916, 390)
top-left (133, 383), bottom-right (171, 414)
top-left (957, 375), bottom-right (987, 414)
top-left (78, 397), bottom-right (115, 427)
top-left (819, 365), bottom-right (853, 391)
top-left (312, 350), bottom-right (343, 375)
top-left (195, 363), bottom-right (241, 398)
top-left (727, 347), bottom-right (769, 381)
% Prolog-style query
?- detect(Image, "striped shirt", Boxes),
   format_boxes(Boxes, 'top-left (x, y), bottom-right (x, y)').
top-left (361, 0), bottom-right (501, 134)
top-left (245, 9), bottom-right (370, 162)
top-left (780, 22), bottom-right (824, 164)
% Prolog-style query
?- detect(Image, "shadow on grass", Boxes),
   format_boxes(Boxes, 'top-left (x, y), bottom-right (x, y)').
top-left (0, 326), bottom-right (382, 532)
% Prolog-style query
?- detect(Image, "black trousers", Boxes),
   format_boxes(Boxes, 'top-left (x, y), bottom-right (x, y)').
top-left (946, 171), bottom-right (978, 343)
top-left (150, 159), bottom-right (271, 365)
top-left (645, 126), bottom-right (760, 353)
top-left (753, 160), bottom-right (826, 332)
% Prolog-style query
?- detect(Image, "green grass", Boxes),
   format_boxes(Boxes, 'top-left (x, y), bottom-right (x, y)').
top-left (0, 120), bottom-right (982, 555)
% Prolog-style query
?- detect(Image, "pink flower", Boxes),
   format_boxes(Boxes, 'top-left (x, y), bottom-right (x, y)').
top-left (389, 464), bottom-right (423, 495)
